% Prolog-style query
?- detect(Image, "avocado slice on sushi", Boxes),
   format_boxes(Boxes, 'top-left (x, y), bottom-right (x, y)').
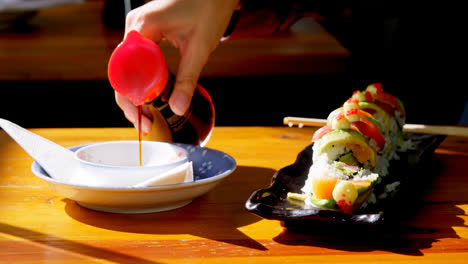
top-left (358, 101), bottom-right (391, 132)
top-left (338, 152), bottom-right (359, 165)
top-left (309, 197), bottom-right (337, 209)
top-left (316, 129), bottom-right (376, 167)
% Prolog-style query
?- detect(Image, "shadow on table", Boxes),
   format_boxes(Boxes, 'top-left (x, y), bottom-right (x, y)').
top-left (0, 222), bottom-right (163, 264)
top-left (273, 212), bottom-right (464, 256)
top-left (65, 166), bottom-right (276, 251)
top-left (272, 158), bottom-right (465, 256)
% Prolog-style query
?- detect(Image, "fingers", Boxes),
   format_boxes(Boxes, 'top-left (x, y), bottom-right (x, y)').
top-left (122, 0), bottom-right (238, 116)
top-left (169, 39), bottom-right (210, 115)
top-left (115, 92), bottom-right (137, 123)
top-left (115, 92), bottom-right (153, 135)
top-left (125, 3), bottom-right (164, 43)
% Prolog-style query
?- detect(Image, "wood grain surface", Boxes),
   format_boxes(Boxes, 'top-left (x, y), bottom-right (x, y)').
top-left (0, 126), bottom-right (467, 263)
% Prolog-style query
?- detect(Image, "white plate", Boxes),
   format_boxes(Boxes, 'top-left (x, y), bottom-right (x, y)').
top-left (32, 143), bottom-right (236, 214)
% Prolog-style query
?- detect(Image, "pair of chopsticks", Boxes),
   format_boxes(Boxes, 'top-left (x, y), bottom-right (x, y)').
top-left (283, 116), bottom-right (468, 137)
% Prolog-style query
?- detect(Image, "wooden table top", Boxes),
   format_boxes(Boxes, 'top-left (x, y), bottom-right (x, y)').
top-left (0, 0), bottom-right (348, 81)
top-left (0, 126), bottom-right (467, 263)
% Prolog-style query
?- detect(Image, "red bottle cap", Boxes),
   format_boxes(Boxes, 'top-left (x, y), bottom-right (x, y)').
top-left (108, 30), bottom-right (169, 106)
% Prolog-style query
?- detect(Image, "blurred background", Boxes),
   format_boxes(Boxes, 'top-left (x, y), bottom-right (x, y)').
top-left (1, 0), bottom-right (465, 129)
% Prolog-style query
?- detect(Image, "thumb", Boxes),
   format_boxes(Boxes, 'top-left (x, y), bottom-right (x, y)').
top-left (168, 41), bottom-right (210, 116)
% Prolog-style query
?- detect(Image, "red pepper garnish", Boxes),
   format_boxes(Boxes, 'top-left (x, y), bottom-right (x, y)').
top-left (336, 199), bottom-right (353, 214)
top-left (373, 82), bottom-right (383, 94)
top-left (335, 112), bottom-right (346, 121)
top-left (346, 98), bottom-right (360, 104)
top-left (345, 108), bottom-right (358, 116)
top-left (365, 91), bottom-right (374, 102)
top-left (375, 91), bottom-right (405, 117)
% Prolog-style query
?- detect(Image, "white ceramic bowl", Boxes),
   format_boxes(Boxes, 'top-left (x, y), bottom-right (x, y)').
top-left (72, 141), bottom-right (188, 187)
top-left (31, 143), bottom-right (237, 213)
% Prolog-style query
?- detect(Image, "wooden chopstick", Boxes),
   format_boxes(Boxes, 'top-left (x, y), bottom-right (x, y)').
top-left (283, 116), bottom-right (468, 137)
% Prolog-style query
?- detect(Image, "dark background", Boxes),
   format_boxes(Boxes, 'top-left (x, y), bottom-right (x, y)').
top-left (1, 69), bottom-right (465, 129)
top-left (0, 73), bottom-right (354, 128)
top-left (1, 2), bottom-right (466, 128)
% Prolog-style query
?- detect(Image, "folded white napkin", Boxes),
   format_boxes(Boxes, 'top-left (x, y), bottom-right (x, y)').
top-left (133, 162), bottom-right (194, 187)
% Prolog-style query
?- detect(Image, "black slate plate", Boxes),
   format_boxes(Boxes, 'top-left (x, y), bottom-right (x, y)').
top-left (245, 133), bottom-right (446, 226)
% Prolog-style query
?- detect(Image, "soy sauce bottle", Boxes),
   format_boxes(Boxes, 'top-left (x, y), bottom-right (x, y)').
top-left (108, 30), bottom-right (215, 146)
top-left (144, 73), bottom-right (215, 146)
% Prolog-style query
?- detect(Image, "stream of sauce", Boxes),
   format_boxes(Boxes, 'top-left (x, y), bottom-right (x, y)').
top-left (138, 105), bottom-right (142, 167)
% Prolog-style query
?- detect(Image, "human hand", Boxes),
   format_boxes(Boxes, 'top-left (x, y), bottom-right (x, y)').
top-left (115, 92), bottom-right (154, 135)
top-left (115, 0), bottom-right (239, 132)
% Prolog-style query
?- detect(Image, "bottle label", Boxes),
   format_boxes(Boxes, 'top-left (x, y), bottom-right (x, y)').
top-left (156, 102), bottom-right (192, 133)
top-left (147, 73), bottom-right (199, 144)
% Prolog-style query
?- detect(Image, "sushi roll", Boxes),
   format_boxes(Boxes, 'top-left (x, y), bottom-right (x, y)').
top-left (288, 83), bottom-right (409, 214)
top-left (351, 83), bottom-right (410, 173)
